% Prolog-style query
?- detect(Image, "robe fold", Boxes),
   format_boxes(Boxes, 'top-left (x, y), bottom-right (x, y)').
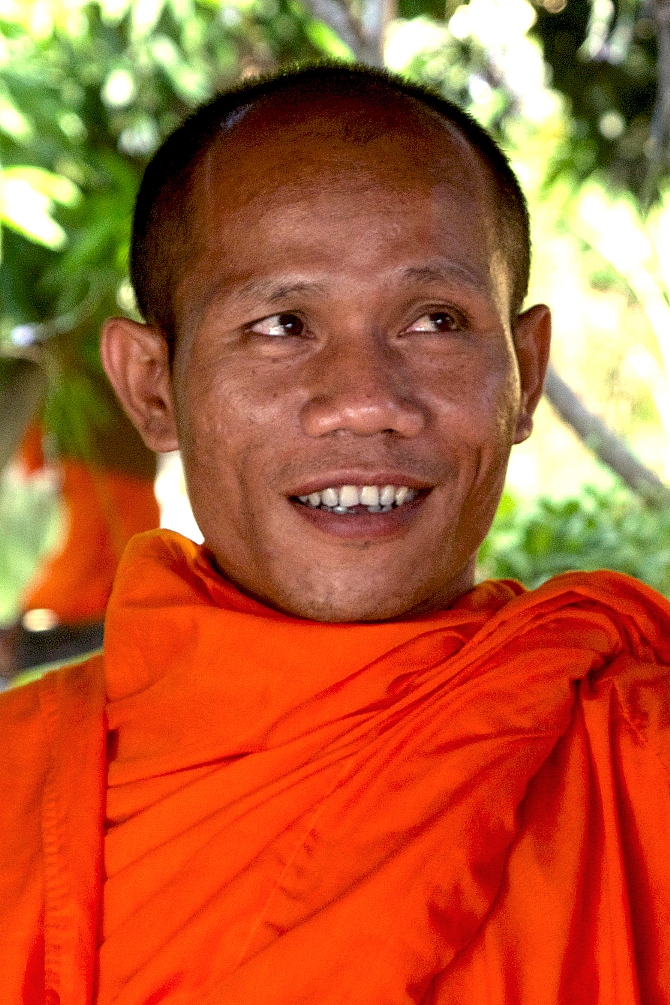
top-left (1, 528), bottom-right (670, 1005)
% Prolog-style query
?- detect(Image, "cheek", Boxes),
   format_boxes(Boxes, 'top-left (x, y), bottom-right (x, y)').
top-left (483, 362), bottom-right (522, 443)
top-left (424, 344), bottom-right (520, 447)
top-left (174, 356), bottom-right (295, 499)
top-left (172, 361), bottom-right (240, 486)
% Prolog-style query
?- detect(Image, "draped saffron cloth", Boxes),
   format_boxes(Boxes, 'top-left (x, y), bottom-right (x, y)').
top-left (94, 530), bottom-right (670, 1005)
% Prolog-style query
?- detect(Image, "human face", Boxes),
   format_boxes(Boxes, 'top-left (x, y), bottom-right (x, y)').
top-left (105, 99), bottom-right (549, 621)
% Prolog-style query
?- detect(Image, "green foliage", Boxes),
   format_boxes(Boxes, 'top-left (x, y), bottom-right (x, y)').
top-left (386, 14), bottom-right (515, 134)
top-left (0, 164), bottom-right (79, 255)
top-left (0, 0), bottom-right (330, 458)
top-left (532, 0), bottom-right (659, 201)
top-left (479, 483), bottom-right (670, 597)
top-left (0, 0), bottom-right (329, 305)
top-left (391, 0), bottom-right (665, 209)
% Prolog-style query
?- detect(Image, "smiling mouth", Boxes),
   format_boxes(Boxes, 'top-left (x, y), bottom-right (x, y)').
top-left (292, 483), bottom-right (425, 514)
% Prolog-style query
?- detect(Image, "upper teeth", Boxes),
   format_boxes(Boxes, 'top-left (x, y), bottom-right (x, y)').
top-left (297, 484), bottom-right (418, 512)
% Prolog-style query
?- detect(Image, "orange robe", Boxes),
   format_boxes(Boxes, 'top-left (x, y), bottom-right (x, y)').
top-left (1, 528), bottom-right (670, 1004)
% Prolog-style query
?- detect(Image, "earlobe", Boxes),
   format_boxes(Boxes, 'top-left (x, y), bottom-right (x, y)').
top-left (512, 303), bottom-right (552, 445)
top-left (100, 317), bottom-right (180, 453)
top-left (514, 412), bottom-right (534, 444)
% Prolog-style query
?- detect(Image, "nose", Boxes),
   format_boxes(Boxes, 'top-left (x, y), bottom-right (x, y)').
top-left (299, 337), bottom-right (426, 439)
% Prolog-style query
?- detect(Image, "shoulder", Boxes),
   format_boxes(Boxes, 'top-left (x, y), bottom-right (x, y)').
top-left (485, 570), bottom-right (670, 759)
top-left (526, 568), bottom-right (670, 656)
top-left (534, 568), bottom-right (670, 613)
top-left (542, 571), bottom-right (670, 771)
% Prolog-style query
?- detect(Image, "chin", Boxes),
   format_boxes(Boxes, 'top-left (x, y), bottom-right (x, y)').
top-left (256, 543), bottom-right (479, 623)
top-left (266, 580), bottom-right (434, 623)
top-left (281, 600), bottom-right (413, 623)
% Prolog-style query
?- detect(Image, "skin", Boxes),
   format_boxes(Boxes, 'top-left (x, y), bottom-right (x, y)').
top-left (101, 95), bottom-right (551, 622)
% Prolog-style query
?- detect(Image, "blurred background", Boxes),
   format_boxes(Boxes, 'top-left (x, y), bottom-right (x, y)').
top-left (2, 0), bottom-right (670, 679)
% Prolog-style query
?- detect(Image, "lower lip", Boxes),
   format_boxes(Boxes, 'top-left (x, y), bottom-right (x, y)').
top-left (290, 494), bottom-right (427, 539)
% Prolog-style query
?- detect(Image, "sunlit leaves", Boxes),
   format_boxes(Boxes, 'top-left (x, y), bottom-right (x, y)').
top-left (149, 33), bottom-right (209, 100)
top-left (0, 0), bottom-right (331, 329)
top-left (572, 179), bottom-right (670, 396)
top-left (449, 0), bottom-right (536, 48)
top-left (101, 65), bottom-right (136, 104)
top-left (131, 0), bottom-right (167, 36)
top-left (0, 89), bottom-right (32, 141)
top-left (0, 0), bottom-right (336, 461)
top-left (384, 0), bottom-right (557, 133)
top-left (0, 164), bottom-right (79, 256)
top-left (303, 19), bottom-right (353, 60)
top-left (479, 484), bottom-right (670, 597)
top-left (384, 17), bottom-right (449, 72)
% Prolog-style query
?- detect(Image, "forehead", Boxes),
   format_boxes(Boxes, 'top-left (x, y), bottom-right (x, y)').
top-left (196, 92), bottom-right (494, 215)
top-left (175, 94), bottom-right (503, 323)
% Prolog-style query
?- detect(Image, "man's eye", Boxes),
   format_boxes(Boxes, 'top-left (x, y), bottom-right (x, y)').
top-left (405, 311), bottom-right (461, 334)
top-left (250, 313), bottom-right (305, 337)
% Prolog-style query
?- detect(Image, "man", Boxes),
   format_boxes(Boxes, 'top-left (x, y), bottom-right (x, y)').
top-left (1, 65), bottom-right (669, 1005)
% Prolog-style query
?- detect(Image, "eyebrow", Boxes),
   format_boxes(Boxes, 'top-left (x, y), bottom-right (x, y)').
top-left (231, 278), bottom-right (328, 304)
top-left (188, 277), bottom-right (327, 329)
top-left (187, 259), bottom-right (489, 332)
top-left (213, 262), bottom-right (484, 306)
top-left (394, 261), bottom-right (488, 293)
top-left (193, 277), bottom-right (327, 319)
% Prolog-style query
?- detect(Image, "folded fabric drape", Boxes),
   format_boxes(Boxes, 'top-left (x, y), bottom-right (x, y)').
top-left (95, 530), bottom-right (670, 1005)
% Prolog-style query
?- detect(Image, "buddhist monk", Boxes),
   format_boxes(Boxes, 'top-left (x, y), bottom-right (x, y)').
top-left (2, 65), bottom-right (669, 1005)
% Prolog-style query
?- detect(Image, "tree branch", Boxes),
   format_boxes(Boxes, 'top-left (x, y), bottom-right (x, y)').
top-left (360, 0), bottom-right (396, 66)
top-left (302, 0), bottom-right (369, 60)
top-left (543, 362), bottom-right (670, 508)
top-left (301, 0), bottom-right (394, 66)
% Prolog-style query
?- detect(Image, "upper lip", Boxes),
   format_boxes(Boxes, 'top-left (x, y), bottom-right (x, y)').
top-left (287, 470), bottom-right (434, 497)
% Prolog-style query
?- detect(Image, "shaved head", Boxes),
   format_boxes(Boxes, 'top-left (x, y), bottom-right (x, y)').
top-left (130, 65), bottom-right (530, 361)
top-left (104, 62), bottom-right (550, 622)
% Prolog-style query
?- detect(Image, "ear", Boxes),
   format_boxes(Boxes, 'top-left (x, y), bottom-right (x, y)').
top-left (512, 303), bottom-right (552, 445)
top-left (100, 316), bottom-right (179, 453)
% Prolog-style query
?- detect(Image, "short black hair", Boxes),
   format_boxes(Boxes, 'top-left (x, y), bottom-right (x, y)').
top-left (130, 63), bottom-right (530, 359)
